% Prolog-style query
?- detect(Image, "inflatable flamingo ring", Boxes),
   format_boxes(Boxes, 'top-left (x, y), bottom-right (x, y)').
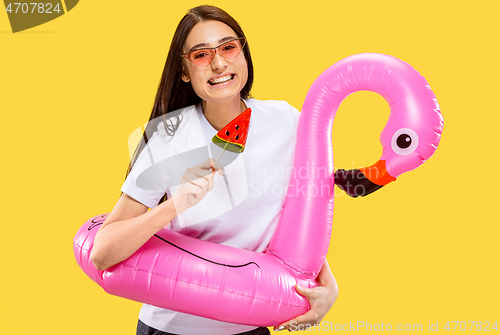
top-left (74, 53), bottom-right (443, 326)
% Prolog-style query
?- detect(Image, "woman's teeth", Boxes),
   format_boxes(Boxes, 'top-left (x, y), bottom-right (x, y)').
top-left (209, 75), bottom-right (233, 85)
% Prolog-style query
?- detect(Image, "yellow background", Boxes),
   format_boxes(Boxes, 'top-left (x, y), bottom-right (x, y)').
top-left (1, 0), bottom-right (498, 333)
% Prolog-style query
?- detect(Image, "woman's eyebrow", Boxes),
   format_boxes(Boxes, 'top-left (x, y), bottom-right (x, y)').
top-left (189, 36), bottom-right (237, 51)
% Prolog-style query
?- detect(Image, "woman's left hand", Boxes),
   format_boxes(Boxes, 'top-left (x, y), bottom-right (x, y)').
top-left (273, 260), bottom-right (338, 332)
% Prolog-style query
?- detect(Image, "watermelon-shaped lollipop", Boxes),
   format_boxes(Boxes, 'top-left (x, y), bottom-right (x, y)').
top-left (212, 108), bottom-right (252, 159)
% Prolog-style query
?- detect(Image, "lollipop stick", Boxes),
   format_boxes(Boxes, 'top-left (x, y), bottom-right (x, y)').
top-left (216, 148), bottom-right (226, 161)
top-left (212, 142), bottom-right (229, 174)
top-left (216, 141), bottom-right (229, 161)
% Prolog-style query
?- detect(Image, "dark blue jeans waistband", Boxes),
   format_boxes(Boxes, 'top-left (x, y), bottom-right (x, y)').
top-left (136, 319), bottom-right (270, 335)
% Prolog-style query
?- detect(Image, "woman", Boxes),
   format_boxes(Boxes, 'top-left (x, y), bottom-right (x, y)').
top-left (90, 5), bottom-right (338, 335)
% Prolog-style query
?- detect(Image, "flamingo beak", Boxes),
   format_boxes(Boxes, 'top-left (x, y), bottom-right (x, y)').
top-left (334, 160), bottom-right (396, 197)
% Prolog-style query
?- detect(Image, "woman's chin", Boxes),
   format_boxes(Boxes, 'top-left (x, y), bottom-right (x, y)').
top-left (202, 86), bottom-right (244, 103)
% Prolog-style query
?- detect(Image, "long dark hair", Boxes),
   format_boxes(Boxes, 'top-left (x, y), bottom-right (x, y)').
top-left (124, 5), bottom-right (254, 205)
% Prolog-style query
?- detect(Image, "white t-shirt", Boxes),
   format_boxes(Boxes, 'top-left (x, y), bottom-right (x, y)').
top-left (121, 98), bottom-right (300, 335)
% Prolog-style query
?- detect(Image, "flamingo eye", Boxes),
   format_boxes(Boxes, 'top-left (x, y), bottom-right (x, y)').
top-left (397, 134), bottom-right (412, 148)
top-left (391, 128), bottom-right (419, 155)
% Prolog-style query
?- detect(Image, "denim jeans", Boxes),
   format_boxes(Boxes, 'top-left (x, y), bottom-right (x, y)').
top-left (136, 319), bottom-right (271, 335)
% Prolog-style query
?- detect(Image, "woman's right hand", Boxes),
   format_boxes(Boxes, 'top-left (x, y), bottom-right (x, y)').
top-left (90, 158), bottom-right (223, 271)
top-left (172, 158), bottom-right (223, 214)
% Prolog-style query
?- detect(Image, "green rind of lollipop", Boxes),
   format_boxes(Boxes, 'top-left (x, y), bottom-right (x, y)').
top-left (212, 135), bottom-right (245, 153)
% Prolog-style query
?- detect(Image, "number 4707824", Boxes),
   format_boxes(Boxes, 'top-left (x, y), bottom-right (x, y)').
top-left (444, 321), bottom-right (498, 331)
top-left (5, 3), bottom-right (61, 14)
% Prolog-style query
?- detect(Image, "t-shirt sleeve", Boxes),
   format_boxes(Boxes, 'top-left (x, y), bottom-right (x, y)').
top-left (120, 126), bottom-right (170, 209)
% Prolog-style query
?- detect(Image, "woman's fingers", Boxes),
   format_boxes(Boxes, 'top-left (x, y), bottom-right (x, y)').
top-left (196, 158), bottom-right (223, 176)
top-left (187, 168), bottom-right (214, 192)
top-left (174, 158), bottom-right (223, 213)
top-left (210, 159), bottom-right (224, 175)
top-left (185, 179), bottom-right (205, 195)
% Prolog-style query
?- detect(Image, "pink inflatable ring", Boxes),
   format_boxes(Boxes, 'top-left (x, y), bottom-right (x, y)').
top-left (73, 53), bottom-right (443, 326)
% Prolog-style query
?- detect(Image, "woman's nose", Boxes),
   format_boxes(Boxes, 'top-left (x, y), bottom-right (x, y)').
top-left (211, 52), bottom-right (227, 70)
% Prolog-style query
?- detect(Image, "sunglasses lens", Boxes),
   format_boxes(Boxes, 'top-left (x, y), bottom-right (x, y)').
top-left (218, 39), bottom-right (245, 60)
top-left (187, 49), bottom-right (215, 67)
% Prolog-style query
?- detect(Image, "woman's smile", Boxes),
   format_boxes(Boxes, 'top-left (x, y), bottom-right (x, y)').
top-left (208, 73), bottom-right (235, 86)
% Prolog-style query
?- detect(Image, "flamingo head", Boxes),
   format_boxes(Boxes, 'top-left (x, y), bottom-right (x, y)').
top-left (335, 98), bottom-right (443, 198)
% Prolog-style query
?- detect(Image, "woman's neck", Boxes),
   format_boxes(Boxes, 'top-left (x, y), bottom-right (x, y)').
top-left (201, 97), bottom-right (247, 131)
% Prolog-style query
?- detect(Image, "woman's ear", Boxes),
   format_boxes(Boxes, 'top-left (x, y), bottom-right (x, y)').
top-left (181, 67), bottom-right (190, 83)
